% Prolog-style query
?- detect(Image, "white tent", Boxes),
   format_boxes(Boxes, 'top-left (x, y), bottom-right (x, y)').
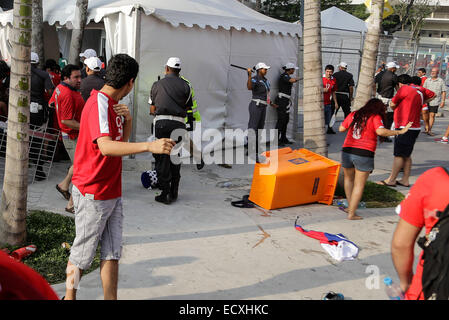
top-left (0, 0), bottom-right (301, 147)
top-left (296, 7), bottom-right (366, 84)
top-left (320, 7), bottom-right (367, 84)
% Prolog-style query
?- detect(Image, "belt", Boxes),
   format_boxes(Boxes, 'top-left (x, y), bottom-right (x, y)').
top-left (336, 92), bottom-right (349, 97)
top-left (252, 99), bottom-right (268, 106)
top-left (154, 115), bottom-right (185, 123)
top-left (278, 92), bottom-right (291, 99)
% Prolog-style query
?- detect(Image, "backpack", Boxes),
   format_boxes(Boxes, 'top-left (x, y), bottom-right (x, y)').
top-left (417, 168), bottom-right (449, 300)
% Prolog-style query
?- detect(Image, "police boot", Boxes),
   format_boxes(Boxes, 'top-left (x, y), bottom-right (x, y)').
top-left (155, 190), bottom-right (172, 205)
top-left (170, 178), bottom-right (180, 201)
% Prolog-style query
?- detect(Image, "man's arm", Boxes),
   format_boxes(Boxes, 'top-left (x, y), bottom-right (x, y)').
top-left (349, 86), bottom-right (354, 101)
top-left (391, 218), bottom-right (422, 293)
top-left (61, 119), bottom-right (80, 130)
top-left (96, 136), bottom-right (175, 157)
top-left (440, 87), bottom-right (446, 107)
top-left (247, 69), bottom-right (253, 90)
top-left (332, 91), bottom-right (339, 108)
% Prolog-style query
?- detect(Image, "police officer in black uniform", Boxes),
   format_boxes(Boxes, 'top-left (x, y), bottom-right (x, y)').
top-left (274, 63), bottom-right (299, 146)
top-left (246, 62), bottom-right (271, 162)
top-left (149, 57), bottom-right (193, 204)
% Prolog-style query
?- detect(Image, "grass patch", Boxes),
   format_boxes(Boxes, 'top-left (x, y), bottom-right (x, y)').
top-left (335, 181), bottom-right (405, 208)
top-left (1, 210), bottom-right (100, 284)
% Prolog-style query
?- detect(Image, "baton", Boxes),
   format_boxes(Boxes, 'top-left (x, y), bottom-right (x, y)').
top-left (231, 64), bottom-right (254, 72)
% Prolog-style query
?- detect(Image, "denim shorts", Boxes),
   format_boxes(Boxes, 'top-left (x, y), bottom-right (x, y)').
top-left (69, 185), bottom-right (123, 270)
top-left (341, 151), bottom-right (374, 172)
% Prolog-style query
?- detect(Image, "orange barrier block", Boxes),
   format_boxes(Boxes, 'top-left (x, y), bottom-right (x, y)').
top-left (249, 148), bottom-right (341, 210)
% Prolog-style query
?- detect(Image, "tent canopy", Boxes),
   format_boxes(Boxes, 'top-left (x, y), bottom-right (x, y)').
top-left (0, 0), bottom-right (300, 36)
top-left (320, 6), bottom-right (367, 32)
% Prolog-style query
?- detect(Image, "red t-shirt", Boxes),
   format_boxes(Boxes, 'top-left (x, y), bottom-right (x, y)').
top-left (391, 84), bottom-right (433, 129)
top-left (420, 76), bottom-right (427, 86)
top-left (342, 112), bottom-right (384, 153)
top-left (322, 76), bottom-right (337, 105)
top-left (50, 82), bottom-right (85, 139)
top-left (409, 84), bottom-right (435, 111)
top-left (397, 167), bottom-right (449, 300)
top-left (72, 90), bottom-right (124, 200)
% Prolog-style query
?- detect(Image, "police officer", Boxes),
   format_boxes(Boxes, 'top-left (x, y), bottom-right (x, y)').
top-left (333, 62), bottom-right (354, 119)
top-left (149, 57), bottom-right (193, 204)
top-left (274, 63), bottom-right (299, 146)
top-left (247, 62), bottom-right (271, 162)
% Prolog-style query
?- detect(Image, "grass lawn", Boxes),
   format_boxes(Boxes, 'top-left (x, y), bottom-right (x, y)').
top-left (334, 181), bottom-right (405, 208)
top-left (1, 210), bottom-right (100, 285)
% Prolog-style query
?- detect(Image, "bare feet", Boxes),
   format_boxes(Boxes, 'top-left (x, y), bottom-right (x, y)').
top-left (339, 207), bottom-right (363, 220)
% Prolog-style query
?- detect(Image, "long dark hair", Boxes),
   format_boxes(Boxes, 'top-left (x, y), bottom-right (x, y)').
top-left (350, 98), bottom-right (386, 133)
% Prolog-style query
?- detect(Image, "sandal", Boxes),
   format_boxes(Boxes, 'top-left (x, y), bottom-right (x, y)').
top-left (56, 185), bottom-right (71, 200)
top-left (376, 180), bottom-right (396, 187)
top-left (396, 181), bottom-right (411, 188)
top-left (65, 207), bottom-right (75, 214)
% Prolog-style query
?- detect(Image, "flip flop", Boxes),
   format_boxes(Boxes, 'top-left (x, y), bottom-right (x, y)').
top-left (377, 180), bottom-right (396, 187)
top-left (56, 185), bottom-right (71, 200)
top-left (396, 181), bottom-right (411, 188)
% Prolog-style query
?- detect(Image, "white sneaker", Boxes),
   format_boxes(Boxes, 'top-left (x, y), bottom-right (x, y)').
top-left (439, 137), bottom-right (449, 144)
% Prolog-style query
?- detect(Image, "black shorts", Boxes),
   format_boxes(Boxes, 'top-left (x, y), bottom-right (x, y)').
top-left (428, 105), bottom-right (439, 114)
top-left (394, 129), bottom-right (420, 158)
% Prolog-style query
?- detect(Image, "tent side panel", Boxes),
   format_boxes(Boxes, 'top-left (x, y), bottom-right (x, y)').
top-left (227, 31), bottom-right (299, 139)
top-left (136, 15), bottom-right (231, 141)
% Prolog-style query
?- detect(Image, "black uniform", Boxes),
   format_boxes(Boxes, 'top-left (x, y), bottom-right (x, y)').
top-left (248, 75), bottom-right (270, 159)
top-left (275, 72), bottom-right (293, 143)
top-left (150, 73), bottom-right (192, 202)
top-left (333, 69), bottom-right (354, 119)
top-left (375, 70), bottom-right (398, 133)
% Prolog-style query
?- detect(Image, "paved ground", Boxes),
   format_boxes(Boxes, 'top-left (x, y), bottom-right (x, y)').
top-left (24, 108), bottom-right (449, 300)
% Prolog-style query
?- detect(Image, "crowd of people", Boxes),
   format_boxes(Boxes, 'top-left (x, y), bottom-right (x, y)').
top-left (0, 47), bottom-right (448, 301)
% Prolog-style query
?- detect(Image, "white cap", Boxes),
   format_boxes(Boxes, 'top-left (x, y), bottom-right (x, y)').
top-left (166, 57), bottom-right (181, 69)
top-left (255, 62), bottom-right (270, 70)
top-left (386, 61), bottom-right (399, 69)
top-left (84, 57), bottom-right (102, 72)
top-left (284, 62), bottom-right (298, 70)
top-left (79, 49), bottom-right (97, 59)
top-left (338, 62), bottom-right (348, 68)
top-left (31, 52), bottom-right (39, 64)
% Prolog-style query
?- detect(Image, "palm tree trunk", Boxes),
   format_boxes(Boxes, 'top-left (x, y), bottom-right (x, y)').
top-left (68, 0), bottom-right (89, 65)
top-left (353, 0), bottom-right (385, 110)
top-left (0, 0), bottom-right (33, 246)
top-left (32, 0), bottom-right (44, 69)
top-left (302, 0), bottom-right (327, 156)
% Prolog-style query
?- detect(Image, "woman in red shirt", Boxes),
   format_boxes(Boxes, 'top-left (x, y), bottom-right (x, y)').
top-left (339, 98), bottom-right (412, 220)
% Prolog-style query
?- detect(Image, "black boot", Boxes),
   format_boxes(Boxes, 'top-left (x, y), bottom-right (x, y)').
top-left (170, 178), bottom-right (180, 202)
top-left (155, 191), bottom-right (172, 205)
top-left (196, 157), bottom-right (205, 170)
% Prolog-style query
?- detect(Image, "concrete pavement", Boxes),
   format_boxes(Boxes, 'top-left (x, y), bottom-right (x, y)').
top-left (25, 109), bottom-right (449, 300)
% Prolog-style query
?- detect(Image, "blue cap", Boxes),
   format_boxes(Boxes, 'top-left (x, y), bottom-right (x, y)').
top-left (383, 277), bottom-right (392, 286)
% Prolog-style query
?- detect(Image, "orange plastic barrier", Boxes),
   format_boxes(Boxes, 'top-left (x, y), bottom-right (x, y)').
top-left (249, 148), bottom-right (341, 210)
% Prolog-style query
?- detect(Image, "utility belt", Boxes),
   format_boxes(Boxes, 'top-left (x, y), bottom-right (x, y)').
top-left (153, 115), bottom-right (185, 127)
top-left (336, 92), bottom-right (349, 97)
top-left (278, 92), bottom-right (291, 99)
top-left (252, 99), bottom-right (268, 106)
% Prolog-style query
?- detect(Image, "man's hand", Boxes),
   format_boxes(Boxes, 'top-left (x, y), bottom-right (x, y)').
top-left (147, 138), bottom-right (176, 154)
top-left (271, 103), bottom-right (278, 108)
top-left (440, 102), bottom-right (445, 108)
top-left (113, 104), bottom-right (132, 121)
top-left (247, 68), bottom-right (253, 77)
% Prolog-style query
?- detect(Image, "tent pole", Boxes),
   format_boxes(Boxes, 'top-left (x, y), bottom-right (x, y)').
top-left (130, 6), bottom-right (142, 158)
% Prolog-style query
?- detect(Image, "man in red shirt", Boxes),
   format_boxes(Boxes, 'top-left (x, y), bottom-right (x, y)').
top-left (378, 74), bottom-right (435, 188)
top-left (50, 64), bottom-right (85, 213)
top-left (64, 54), bottom-right (175, 300)
top-left (323, 64), bottom-right (339, 134)
top-left (391, 166), bottom-right (449, 299)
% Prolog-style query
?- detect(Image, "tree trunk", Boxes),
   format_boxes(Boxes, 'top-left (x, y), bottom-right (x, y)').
top-left (353, 0), bottom-right (385, 110)
top-left (68, 0), bottom-right (88, 65)
top-left (302, 0), bottom-right (327, 156)
top-left (32, 0), bottom-right (44, 69)
top-left (0, 0), bottom-right (32, 246)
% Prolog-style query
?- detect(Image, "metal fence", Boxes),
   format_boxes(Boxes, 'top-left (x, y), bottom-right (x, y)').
top-left (0, 116), bottom-right (60, 186)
